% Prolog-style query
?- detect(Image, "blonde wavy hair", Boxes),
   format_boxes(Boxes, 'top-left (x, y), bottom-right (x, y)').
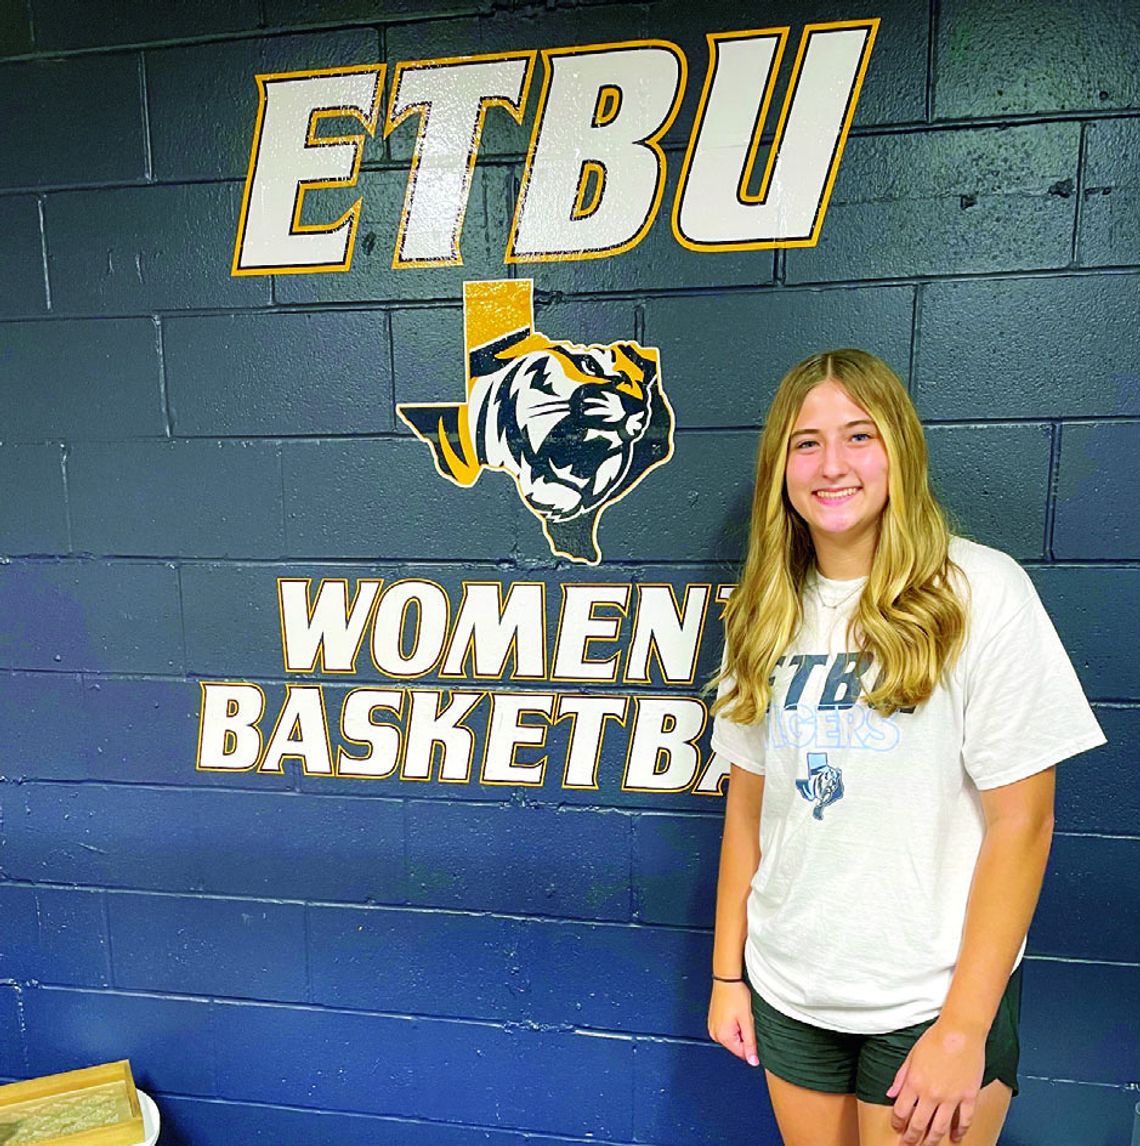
top-left (715, 349), bottom-right (966, 721)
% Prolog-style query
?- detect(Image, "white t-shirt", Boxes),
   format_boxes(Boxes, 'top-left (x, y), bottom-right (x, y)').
top-left (710, 537), bottom-right (1105, 1034)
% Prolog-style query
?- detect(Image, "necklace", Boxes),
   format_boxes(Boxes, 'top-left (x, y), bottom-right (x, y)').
top-left (810, 573), bottom-right (866, 611)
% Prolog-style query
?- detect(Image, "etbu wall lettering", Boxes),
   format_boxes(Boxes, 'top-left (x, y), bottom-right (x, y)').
top-left (196, 578), bottom-right (734, 795)
top-left (231, 21), bottom-right (878, 274)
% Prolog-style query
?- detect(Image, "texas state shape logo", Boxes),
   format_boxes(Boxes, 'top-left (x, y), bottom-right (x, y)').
top-left (397, 279), bottom-right (675, 565)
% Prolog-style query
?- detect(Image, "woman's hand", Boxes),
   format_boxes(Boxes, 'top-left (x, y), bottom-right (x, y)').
top-left (707, 980), bottom-right (760, 1067)
top-left (887, 1019), bottom-right (986, 1144)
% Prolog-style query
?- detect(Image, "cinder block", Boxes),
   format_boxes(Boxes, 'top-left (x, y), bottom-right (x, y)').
top-left (1029, 566), bottom-right (1140, 701)
top-left (29, 0), bottom-right (259, 51)
top-left (0, 559), bottom-right (183, 674)
top-left (164, 310), bottom-right (392, 436)
top-left (535, 297), bottom-right (637, 348)
top-left (45, 185), bottom-right (272, 315)
top-left (402, 1021), bottom-right (634, 1138)
top-left (68, 440), bottom-right (284, 559)
top-left (0, 318), bottom-right (164, 441)
top-left (1054, 422), bottom-right (1140, 559)
top-left (935, 1), bottom-right (1140, 118)
top-left (915, 275), bottom-right (1140, 419)
top-left (787, 124), bottom-right (1080, 283)
top-left (79, 676), bottom-right (279, 789)
top-left (210, 1001), bottom-right (414, 1111)
top-left (108, 893), bottom-right (307, 1001)
top-left (386, 5), bottom-right (650, 161)
top-left (0, 5), bottom-right (32, 56)
top-left (1055, 705), bottom-right (1138, 835)
top-left (0, 671), bottom-right (85, 777)
top-left (308, 905), bottom-right (710, 1038)
top-left (1004, 1078), bottom-right (1140, 1146)
top-left (633, 1036), bottom-right (779, 1145)
top-left (1081, 120), bottom-right (1140, 267)
top-left (520, 918), bottom-right (711, 1039)
top-left (156, 1096), bottom-right (532, 1146)
top-left (307, 904), bottom-right (524, 1017)
top-left (282, 438), bottom-right (522, 560)
top-left (211, 1002), bottom-right (635, 1137)
top-left (4, 784), bottom-right (406, 903)
top-left (925, 423), bottom-right (1051, 560)
top-left (22, 985), bottom-right (215, 1096)
top-left (1031, 836), bottom-right (1140, 963)
top-left (1019, 958), bottom-right (1140, 1085)
top-left (642, 288), bottom-right (913, 429)
top-left (181, 561), bottom-right (298, 678)
top-left (0, 886), bottom-right (110, 987)
top-left (632, 812), bottom-right (720, 927)
top-left (0, 985), bottom-right (25, 1077)
top-left (273, 165), bottom-right (510, 306)
top-left (567, 430), bottom-right (755, 564)
top-left (0, 197), bottom-right (47, 318)
top-left (390, 306), bottom-right (462, 415)
top-left (0, 443), bottom-right (68, 555)
top-left (0, 57), bottom-right (145, 189)
top-left (264, 0), bottom-right (493, 30)
top-left (406, 802), bottom-right (631, 920)
top-left (148, 29), bottom-right (380, 184)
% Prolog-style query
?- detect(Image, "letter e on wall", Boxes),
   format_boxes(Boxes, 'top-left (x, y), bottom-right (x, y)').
top-left (233, 65), bottom-right (383, 275)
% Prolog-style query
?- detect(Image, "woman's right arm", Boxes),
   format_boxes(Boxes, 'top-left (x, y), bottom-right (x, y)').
top-left (707, 764), bottom-right (765, 1067)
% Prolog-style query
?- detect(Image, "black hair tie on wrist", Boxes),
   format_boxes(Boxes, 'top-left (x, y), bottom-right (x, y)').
top-left (712, 974), bottom-right (744, 983)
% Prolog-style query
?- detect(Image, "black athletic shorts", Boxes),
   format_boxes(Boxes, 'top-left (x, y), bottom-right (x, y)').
top-left (748, 967), bottom-right (1022, 1106)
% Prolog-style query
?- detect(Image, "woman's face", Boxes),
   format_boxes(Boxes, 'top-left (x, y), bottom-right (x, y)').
top-left (784, 379), bottom-right (890, 558)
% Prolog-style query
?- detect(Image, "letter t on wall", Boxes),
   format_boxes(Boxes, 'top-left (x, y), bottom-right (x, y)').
top-left (387, 53), bottom-right (535, 267)
top-left (232, 65), bottom-right (383, 275)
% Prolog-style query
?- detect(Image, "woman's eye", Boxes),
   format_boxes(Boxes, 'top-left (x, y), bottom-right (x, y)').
top-left (850, 432), bottom-right (872, 443)
top-left (794, 439), bottom-right (817, 450)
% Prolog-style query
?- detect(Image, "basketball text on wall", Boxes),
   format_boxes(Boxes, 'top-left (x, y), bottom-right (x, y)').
top-left (196, 577), bottom-right (738, 797)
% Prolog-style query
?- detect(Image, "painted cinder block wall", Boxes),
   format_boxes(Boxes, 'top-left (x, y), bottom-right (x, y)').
top-left (1, 1), bottom-right (1137, 1143)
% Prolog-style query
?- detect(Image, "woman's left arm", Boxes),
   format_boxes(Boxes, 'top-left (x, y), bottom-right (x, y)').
top-left (888, 766), bottom-right (1056, 1146)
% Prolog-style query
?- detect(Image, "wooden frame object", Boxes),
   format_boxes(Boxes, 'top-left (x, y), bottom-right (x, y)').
top-left (0, 1060), bottom-right (144, 1146)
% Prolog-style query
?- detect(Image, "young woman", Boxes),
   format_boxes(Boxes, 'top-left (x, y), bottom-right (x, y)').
top-left (707, 350), bottom-right (1104, 1146)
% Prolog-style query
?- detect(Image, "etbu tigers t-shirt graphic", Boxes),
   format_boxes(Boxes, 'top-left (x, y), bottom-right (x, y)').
top-left (710, 537), bottom-right (1105, 1034)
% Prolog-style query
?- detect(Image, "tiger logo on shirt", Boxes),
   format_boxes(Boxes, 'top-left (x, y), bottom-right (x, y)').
top-left (397, 280), bottom-right (674, 564)
top-left (796, 751), bottom-right (845, 820)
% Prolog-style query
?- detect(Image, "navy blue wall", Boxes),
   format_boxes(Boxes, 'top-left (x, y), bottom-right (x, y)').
top-left (1, 1), bottom-right (1138, 1144)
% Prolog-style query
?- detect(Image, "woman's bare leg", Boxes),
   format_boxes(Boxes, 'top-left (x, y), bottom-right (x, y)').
top-left (856, 1079), bottom-right (1012, 1146)
top-left (765, 1070), bottom-right (860, 1146)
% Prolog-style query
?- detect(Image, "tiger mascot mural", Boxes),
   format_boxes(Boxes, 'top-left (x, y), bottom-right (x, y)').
top-left (398, 280), bottom-right (674, 564)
